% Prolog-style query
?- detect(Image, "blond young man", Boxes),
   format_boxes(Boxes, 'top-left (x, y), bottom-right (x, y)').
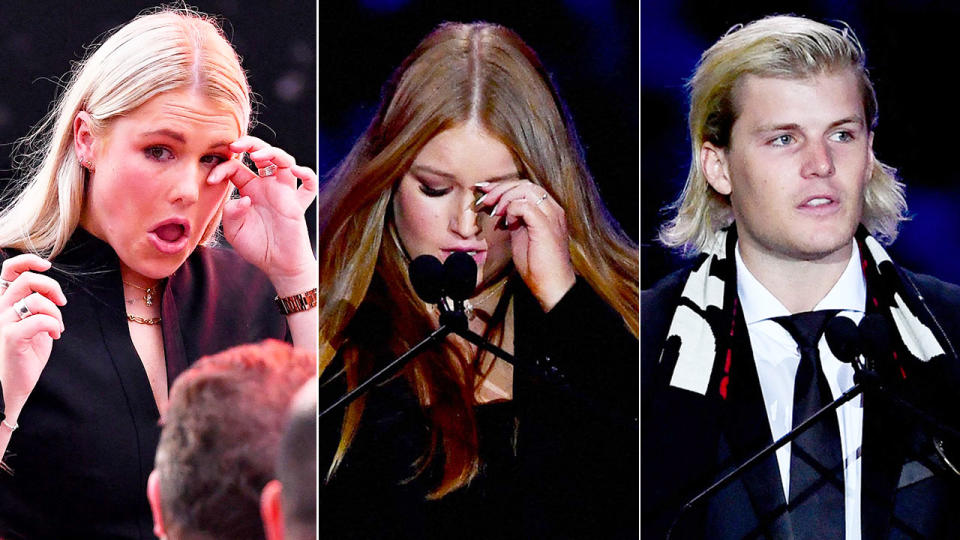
top-left (643, 15), bottom-right (960, 539)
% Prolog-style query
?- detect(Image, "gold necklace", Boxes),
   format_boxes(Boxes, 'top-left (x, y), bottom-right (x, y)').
top-left (127, 314), bottom-right (161, 325)
top-left (464, 280), bottom-right (508, 320)
top-left (123, 280), bottom-right (162, 307)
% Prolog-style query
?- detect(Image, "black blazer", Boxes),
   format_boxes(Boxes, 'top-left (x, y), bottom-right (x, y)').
top-left (0, 228), bottom-right (288, 539)
top-left (641, 266), bottom-right (960, 539)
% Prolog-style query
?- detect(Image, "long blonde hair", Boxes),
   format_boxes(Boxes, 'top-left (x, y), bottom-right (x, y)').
top-left (0, 7), bottom-right (251, 257)
top-left (659, 15), bottom-right (907, 255)
top-left (319, 22), bottom-right (638, 497)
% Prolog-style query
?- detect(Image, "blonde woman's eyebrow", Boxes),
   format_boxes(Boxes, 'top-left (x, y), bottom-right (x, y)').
top-left (138, 129), bottom-right (232, 150)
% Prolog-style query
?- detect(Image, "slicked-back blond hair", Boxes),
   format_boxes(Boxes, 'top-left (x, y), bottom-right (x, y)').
top-left (0, 7), bottom-right (251, 257)
top-left (659, 15), bottom-right (906, 255)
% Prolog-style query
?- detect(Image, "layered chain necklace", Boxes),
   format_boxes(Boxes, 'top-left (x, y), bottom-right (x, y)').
top-left (463, 279), bottom-right (508, 320)
top-left (123, 280), bottom-right (163, 325)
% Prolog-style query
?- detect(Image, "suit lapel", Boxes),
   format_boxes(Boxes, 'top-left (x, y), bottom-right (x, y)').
top-left (716, 305), bottom-right (794, 539)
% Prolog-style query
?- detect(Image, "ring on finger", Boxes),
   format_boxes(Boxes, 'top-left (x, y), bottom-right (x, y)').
top-left (534, 193), bottom-right (548, 207)
top-left (13, 299), bottom-right (32, 321)
top-left (257, 164), bottom-right (278, 177)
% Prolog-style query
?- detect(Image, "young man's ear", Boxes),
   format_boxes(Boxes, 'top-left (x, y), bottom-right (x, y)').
top-left (260, 479), bottom-right (284, 540)
top-left (701, 141), bottom-right (732, 196)
top-left (73, 111), bottom-right (97, 171)
top-left (147, 470), bottom-right (168, 540)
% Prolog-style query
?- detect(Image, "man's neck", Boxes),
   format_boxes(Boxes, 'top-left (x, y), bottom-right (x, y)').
top-left (737, 241), bottom-right (854, 314)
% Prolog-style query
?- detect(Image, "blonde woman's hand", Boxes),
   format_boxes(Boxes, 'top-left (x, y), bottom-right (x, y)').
top-left (206, 136), bottom-right (318, 296)
top-left (0, 254), bottom-right (67, 422)
top-left (475, 180), bottom-right (576, 311)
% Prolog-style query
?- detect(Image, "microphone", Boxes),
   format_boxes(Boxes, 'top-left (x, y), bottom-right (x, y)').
top-left (409, 255), bottom-right (445, 304)
top-left (825, 316), bottom-right (861, 365)
top-left (442, 251), bottom-right (477, 302)
top-left (858, 313), bottom-right (894, 372)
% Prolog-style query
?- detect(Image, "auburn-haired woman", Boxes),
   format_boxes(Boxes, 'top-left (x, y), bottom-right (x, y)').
top-left (319, 21), bottom-right (637, 538)
top-left (0, 8), bottom-right (317, 538)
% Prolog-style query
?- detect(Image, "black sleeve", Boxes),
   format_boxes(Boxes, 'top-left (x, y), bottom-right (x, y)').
top-left (512, 278), bottom-right (639, 539)
top-left (514, 278), bottom-right (638, 423)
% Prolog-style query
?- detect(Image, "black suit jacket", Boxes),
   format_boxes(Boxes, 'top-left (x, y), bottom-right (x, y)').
top-left (642, 266), bottom-right (960, 539)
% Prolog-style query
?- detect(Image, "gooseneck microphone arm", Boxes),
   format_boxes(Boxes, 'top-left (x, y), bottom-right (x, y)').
top-left (319, 323), bottom-right (455, 419)
top-left (666, 382), bottom-right (866, 539)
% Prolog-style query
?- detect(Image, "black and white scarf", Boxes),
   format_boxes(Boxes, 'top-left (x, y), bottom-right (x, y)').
top-left (659, 226), bottom-right (947, 398)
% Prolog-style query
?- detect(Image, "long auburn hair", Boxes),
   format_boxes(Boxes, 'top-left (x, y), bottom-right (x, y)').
top-left (319, 21), bottom-right (638, 498)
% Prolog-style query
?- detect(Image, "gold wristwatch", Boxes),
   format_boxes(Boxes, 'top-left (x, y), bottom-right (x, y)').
top-left (274, 288), bottom-right (318, 315)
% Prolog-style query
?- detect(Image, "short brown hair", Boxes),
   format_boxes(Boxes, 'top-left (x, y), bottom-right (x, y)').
top-left (154, 339), bottom-right (315, 540)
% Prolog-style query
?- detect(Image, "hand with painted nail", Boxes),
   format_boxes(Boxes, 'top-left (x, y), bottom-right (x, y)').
top-left (0, 254), bottom-right (68, 422)
top-left (206, 135), bottom-right (319, 293)
top-left (474, 178), bottom-right (576, 311)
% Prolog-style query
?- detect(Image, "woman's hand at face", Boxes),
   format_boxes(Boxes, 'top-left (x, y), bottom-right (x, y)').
top-left (206, 136), bottom-right (318, 295)
top-left (475, 180), bottom-right (576, 311)
top-left (0, 254), bottom-right (67, 420)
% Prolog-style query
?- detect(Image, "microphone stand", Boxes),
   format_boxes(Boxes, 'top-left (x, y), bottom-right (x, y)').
top-left (666, 381), bottom-right (865, 539)
top-left (667, 361), bottom-right (960, 538)
top-left (319, 323), bottom-right (455, 420)
top-left (319, 302), bottom-right (521, 421)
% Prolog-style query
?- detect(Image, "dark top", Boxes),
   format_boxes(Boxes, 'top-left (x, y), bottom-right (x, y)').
top-left (319, 278), bottom-right (638, 539)
top-left (0, 228), bottom-right (288, 539)
top-left (641, 265), bottom-right (960, 539)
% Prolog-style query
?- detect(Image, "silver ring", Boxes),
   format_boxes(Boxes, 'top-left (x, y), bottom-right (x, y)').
top-left (535, 193), bottom-right (548, 207)
top-left (13, 299), bottom-right (32, 321)
top-left (257, 164), bottom-right (278, 177)
top-left (0, 278), bottom-right (10, 291)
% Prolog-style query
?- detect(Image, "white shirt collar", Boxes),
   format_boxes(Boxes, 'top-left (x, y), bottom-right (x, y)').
top-left (736, 240), bottom-right (866, 324)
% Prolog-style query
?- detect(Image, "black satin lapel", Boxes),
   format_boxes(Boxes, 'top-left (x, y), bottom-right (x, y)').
top-left (719, 309), bottom-right (793, 539)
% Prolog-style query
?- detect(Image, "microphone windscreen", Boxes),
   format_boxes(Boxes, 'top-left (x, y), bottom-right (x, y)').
top-left (443, 251), bottom-right (477, 301)
top-left (825, 316), bottom-right (860, 364)
top-left (409, 255), bottom-right (445, 303)
top-left (859, 313), bottom-right (894, 362)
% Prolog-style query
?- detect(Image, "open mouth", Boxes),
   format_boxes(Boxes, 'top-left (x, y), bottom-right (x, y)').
top-left (154, 223), bottom-right (185, 242)
top-left (803, 197), bottom-right (833, 207)
top-left (148, 221), bottom-right (191, 254)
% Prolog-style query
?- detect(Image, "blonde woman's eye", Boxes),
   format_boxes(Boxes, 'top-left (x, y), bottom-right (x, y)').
top-left (201, 154), bottom-right (228, 166)
top-left (145, 146), bottom-right (173, 161)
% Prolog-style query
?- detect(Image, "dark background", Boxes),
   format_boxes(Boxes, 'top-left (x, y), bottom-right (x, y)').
top-left (642, 1), bottom-right (960, 288)
top-left (0, 1), bottom-right (317, 246)
top-left (318, 0), bottom-right (638, 245)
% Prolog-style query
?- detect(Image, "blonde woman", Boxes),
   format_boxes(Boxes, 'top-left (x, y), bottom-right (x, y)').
top-left (319, 22), bottom-right (638, 539)
top-left (0, 8), bottom-right (317, 537)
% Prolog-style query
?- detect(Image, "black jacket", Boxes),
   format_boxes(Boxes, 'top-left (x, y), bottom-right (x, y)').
top-left (641, 265), bottom-right (960, 539)
top-left (319, 278), bottom-right (638, 539)
top-left (0, 228), bottom-right (288, 539)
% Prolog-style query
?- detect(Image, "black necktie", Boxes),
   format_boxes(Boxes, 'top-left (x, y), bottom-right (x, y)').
top-left (773, 310), bottom-right (845, 538)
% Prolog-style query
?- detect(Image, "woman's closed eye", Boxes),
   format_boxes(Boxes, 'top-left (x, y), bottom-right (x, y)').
top-left (418, 183), bottom-right (452, 197)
